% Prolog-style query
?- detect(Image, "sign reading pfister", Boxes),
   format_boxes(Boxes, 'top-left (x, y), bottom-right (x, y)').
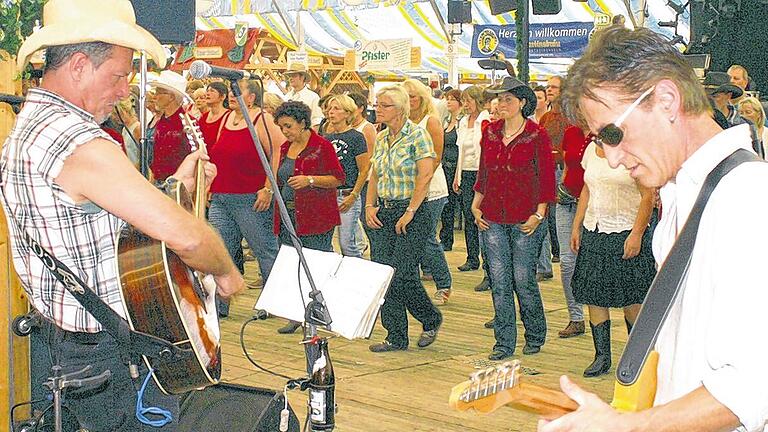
top-left (355, 38), bottom-right (412, 71)
top-left (471, 22), bottom-right (595, 59)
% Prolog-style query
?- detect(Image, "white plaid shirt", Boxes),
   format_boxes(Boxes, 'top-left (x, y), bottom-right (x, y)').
top-left (1, 88), bottom-right (126, 333)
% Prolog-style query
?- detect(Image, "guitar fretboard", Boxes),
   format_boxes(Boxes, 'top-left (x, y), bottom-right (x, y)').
top-left (460, 360), bottom-right (522, 402)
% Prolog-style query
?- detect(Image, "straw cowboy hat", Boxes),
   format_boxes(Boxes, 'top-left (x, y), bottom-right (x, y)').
top-left (16, 0), bottom-right (166, 69)
top-left (148, 70), bottom-right (188, 96)
top-left (284, 63), bottom-right (311, 80)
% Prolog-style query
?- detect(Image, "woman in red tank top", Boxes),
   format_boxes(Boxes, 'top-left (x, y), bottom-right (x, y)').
top-left (198, 81), bottom-right (229, 150)
top-left (207, 79), bottom-right (285, 318)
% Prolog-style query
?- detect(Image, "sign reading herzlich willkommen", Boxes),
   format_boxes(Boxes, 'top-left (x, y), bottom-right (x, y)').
top-left (471, 22), bottom-right (595, 59)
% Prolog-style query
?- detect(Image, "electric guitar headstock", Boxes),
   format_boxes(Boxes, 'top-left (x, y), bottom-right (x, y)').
top-left (448, 360), bottom-right (578, 419)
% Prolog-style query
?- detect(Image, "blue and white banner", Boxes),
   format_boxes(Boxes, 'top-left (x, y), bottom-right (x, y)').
top-left (471, 22), bottom-right (595, 59)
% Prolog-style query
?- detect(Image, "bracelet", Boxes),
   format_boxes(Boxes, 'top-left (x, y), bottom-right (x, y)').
top-left (533, 212), bottom-right (544, 221)
top-left (262, 187), bottom-right (273, 194)
top-left (350, 190), bottom-right (359, 198)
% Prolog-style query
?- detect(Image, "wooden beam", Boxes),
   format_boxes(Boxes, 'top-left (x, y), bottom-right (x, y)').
top-left (0, 50), bottom-right (29, 432)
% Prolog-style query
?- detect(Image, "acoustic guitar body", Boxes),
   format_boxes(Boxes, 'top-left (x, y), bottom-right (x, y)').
top-left (116, 179), bottom-right (221, 395)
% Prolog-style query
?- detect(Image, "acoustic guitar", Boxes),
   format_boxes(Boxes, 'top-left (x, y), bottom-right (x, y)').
top-left (449, 352), bottom-right (658, 419)
top-left (115, 112), bottom-right (220, 395)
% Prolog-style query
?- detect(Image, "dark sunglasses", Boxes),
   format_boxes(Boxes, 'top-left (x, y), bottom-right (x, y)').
top-left (593, 86), bottom-right (655, 148)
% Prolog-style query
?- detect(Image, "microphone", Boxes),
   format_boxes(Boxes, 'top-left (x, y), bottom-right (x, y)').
top-left (189, 60), bottom-right (254, 81)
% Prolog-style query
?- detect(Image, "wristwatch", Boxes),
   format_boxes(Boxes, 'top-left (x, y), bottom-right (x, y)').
top-left (308, 176), bottom-right (315, 187)
top-left (533, 212), bottom-right (544, 221)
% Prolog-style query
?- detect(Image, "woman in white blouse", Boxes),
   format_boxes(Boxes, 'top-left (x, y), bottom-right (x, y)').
top-left (570, 142), bottom-right (656, 378)
top-left (453, 86), bottom-right (490, 273)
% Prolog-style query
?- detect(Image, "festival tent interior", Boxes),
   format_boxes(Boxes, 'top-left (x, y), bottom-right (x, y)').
top-left (191, 0), bottom-right (689, 83)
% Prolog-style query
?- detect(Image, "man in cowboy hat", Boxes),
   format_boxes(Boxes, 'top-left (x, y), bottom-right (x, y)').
top-left (4, 0), bottom-right (244, 430)
top-left (284, 63), bottom-right (323, 127)
top-left (148, 70), bottom-right (192, 181)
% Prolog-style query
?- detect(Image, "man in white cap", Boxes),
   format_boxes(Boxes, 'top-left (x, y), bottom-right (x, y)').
top-left (284, 63), bottom-right (323, 127)
top-left (3, 0), bottom-right (244, 430)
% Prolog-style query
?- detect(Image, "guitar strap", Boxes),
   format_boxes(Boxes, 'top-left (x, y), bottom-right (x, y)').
top-left (616, 148), bottom-right (762, 385)
top-left (4, 211), bottom-right (191, 363)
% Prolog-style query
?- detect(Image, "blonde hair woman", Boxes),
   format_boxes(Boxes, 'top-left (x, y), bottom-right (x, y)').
top-left (322, 94), bottom-right (370, 258)
top-left (738, 96), bottom-right (768, 157)
top-left (401, 79), bottom-right (452, 303)
top-left (263, 92), bottom-right (284, 116)
top-left (365, 85), bottom-right (442, 352)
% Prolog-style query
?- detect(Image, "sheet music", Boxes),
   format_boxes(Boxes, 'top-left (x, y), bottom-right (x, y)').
top-left (254, 245), bottom-right (394, 340)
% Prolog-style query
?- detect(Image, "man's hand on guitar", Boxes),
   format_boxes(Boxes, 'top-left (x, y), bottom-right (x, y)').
top-left (173, 150), bottom-right (218, 194)
top-left (537, 376), bottom-right (636, 432)
top-left (214, 269), bottom-right (246, 299)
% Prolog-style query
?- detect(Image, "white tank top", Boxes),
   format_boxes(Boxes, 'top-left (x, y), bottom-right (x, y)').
top-left (418, 116), bottom-right (448, 201)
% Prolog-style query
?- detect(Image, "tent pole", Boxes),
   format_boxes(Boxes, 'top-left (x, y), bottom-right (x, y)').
top-left (272, 0), bottom-right (299, 47)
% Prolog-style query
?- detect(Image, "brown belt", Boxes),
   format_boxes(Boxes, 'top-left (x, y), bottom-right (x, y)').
top-left (337, 188), bottom-right (354, 197)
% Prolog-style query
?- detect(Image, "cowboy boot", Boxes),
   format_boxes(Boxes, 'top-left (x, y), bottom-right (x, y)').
top-left (584, 320), bottom-right (611, 377)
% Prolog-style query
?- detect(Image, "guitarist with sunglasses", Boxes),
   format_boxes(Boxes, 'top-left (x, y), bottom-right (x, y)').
top-left (539, 27), bottom-right (768, 432)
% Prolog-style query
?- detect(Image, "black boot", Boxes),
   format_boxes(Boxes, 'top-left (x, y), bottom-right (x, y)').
top-left (625, 318), bottom-right (634, 335)
top-left (584, 320), bottom-right (611, 377)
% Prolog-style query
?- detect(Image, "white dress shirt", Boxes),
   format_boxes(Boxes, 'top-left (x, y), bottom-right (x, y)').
top-left (653, 124), bottom-right (768, 432)
top-left (286, 85), bottom-right (323, 126)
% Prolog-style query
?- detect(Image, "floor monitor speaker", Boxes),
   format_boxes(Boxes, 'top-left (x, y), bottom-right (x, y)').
top-left (130, 0), bottom-right (195, 46)
top-left (178, 383), bottom-right (300, 432)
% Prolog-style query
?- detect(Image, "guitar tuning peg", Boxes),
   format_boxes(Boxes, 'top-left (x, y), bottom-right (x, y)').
top-left (469, 370), bottom-right (485, 383)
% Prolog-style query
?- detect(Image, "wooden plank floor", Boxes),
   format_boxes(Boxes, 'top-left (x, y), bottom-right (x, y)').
top-left (218, 231), bottom-right (631, 431)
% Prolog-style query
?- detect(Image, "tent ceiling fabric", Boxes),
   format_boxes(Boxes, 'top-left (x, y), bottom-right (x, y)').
top-left (195, 0), bottom-right (688, 80)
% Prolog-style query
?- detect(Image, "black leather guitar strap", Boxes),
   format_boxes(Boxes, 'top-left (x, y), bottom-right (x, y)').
top-left (6, 215), bottom-right (190, 362)
top-left (617, 148), bottom-right (762, 385)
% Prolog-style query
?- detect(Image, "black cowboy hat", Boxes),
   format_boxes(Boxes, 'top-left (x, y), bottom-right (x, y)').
top-left (486, 76), bottom-right (537, 118)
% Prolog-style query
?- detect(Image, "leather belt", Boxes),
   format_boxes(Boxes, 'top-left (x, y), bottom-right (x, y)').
top-left (379, 198), bottom-right (409, 209)
top-left (337, 188), bottom-right (354, 197)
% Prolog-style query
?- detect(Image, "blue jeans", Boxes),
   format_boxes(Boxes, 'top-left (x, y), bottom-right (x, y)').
top-left (368, 202), bottom-right (442, 347)
top-left (556, 203), bottom-right (583, 321)
top-left (482, 221), bottom-right (547, 354)
top-left (209, 193), bottom-right (279, 315)
top-left (537, 231), bottom-right (553, 274)
top-left (420, 197), bottom-right (452, 289)
top-left (336, 193), bottom-right (366, 257)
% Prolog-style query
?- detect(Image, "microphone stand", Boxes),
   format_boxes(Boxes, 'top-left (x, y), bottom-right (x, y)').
top-left (227, 78), bottom-right (333, 403)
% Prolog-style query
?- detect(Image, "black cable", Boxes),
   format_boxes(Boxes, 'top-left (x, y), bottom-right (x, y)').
top-left (239, 317), bottom-right (293, 380)
top-left (11, 398), bottom-right (47, 432)
top-left (32, 403), bottom-right (54, 432)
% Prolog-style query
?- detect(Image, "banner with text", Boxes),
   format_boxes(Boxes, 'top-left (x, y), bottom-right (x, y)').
top-left (471, 22), bottom-right (595, 59)
top-left (354, 38), bottom-right (412, 71)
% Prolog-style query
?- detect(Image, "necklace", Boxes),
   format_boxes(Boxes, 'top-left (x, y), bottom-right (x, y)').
top-left (232, 115), bottom-right (244, 126)
top-left (503, 119), bottom-right (525, 139)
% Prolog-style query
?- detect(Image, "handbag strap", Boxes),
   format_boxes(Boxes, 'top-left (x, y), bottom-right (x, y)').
top-left (5, 214), bottom-right (190, 362)
top-left (616, 148), bottom-right (761, 385)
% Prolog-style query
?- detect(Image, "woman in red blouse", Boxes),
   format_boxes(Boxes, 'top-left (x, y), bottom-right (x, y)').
top-left (553, 125), bottom-right (592, 339)
top-left (471, 77), bottom-right (557, 361)
top-left (273, 101), bottom-right (345, 333)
